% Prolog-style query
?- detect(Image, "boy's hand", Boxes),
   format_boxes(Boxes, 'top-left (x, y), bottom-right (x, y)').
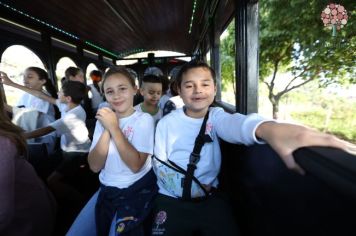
top-left (0, 71), bottom-right (14, 86)
top-left (256, 122), bottom-right (356, 175)
top-left (96, 107), bottom-right (119, 132)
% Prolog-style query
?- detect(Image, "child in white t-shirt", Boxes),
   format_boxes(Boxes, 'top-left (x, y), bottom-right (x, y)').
top-left (134, 74), bottom-right (163, 124)
top-left (1, 67), bottom-right (58, 152)
top-left (151, 61), bottom-right (355, 236)
top-left (69, 66), bottom-right (157, 236)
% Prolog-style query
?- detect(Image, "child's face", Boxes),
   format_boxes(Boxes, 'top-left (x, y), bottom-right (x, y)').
top-left (70, 71), bottom-right (85, 84)
top-left (178, 67), bottom-right (216, 118)
top-left (23, 69), bottom-right (45, 90)
top-left (103, 74), bottom-right (136, 116)
top-left (140, 82), bottom-right (162, 106)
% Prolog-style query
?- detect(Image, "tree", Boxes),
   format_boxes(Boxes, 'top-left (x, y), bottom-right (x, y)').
top-left (220, 21), bottom-right (236, 94)
top-left (220, 0), bottom-right (355, 118)
top-left (259, 0), bottom-right (355, 119)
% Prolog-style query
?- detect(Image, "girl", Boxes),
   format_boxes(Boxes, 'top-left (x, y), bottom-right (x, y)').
top-left (151, 61), bottom-right (355, 236)
top-left (7, 67), bottom-right (58, 122)
top-left (0, 85), bottom-right (55, 235)
top-left (76, 66), bottom-right (157, 236)
top-left (1, 67), bottom-right (58, 153)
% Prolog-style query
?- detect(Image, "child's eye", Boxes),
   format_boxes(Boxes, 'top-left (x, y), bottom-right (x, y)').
top-left (106, 91), bottom-right (113, 94)
top-left (185, 85), bottom-right (192, 89)
top-left (119, 87), bottom-right (127, 91)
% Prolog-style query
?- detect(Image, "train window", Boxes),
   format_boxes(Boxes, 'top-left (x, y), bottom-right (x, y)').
top-left (86, 63), bottom-right (98, 85)
top-left (0, 45), bottom-right (45, 106)
top-left (55, 57), bottom-right (76, 88)
top-left (220, 20), bottom-right (235, 105)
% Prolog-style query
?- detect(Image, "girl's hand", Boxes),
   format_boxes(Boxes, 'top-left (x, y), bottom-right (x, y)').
top-left (0, 71), bottom-right (14, 86)
top-left (95, 107), bottom-right (119, 132)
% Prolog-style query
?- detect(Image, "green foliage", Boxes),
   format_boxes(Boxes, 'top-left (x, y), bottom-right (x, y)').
top-left (259, 0), bottom-right (356, 86)
top-left (220, 21), bottom-right (235, 92)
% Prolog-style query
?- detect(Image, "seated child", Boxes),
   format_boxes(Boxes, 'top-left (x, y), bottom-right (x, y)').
top-left (134, 74), bottom-right (163, 124)
top-left (67, 66), bottom-right (157, 236)
top-left (151, 61), bottom-right (356, 236)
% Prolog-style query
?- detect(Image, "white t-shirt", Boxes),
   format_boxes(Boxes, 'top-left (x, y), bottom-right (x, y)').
top-left (50, 101), bottom-right (91, 153)
top-left (17, 92), bottom-right (55, 122)
top-left (88, 84), bottom-right (103, 111)
top-left (154, 107), bottom-right (268, 197)
top-left (134, 103), bottom-right (162, 124)
top-left (91, 111), bottom-right (155, 188)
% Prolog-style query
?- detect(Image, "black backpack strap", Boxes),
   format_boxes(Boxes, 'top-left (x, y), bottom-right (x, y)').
top-left (182, 111), bottom-right (210, 200)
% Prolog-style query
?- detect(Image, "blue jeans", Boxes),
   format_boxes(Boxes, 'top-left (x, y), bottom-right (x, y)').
top-left (66, 190), bottom-right (98, 236)
top-left (66, 190), bottom-right (117, 236)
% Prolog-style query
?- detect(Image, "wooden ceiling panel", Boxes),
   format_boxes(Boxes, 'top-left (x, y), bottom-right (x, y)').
top-left (1, 0), bottom-right (235, 57)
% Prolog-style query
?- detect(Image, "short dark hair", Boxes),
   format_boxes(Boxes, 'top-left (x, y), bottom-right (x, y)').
top-left (140, 74), bottom-right (162, 87)
top-left (62, 80), bottom-right (86, 104)
top-left (65, 67), bottom-right (82, 80)
top-left (102, 66), bottom-right (135, 91)
top-left (176, 61), bottom-right (216, 88)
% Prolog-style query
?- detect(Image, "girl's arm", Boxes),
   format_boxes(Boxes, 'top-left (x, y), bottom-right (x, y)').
top-left (110, 126), bottom-right (149, 173)
top-left (0, 71), bottom-right (57, 105)
top-left (96, 108), bottom-right (149, 173)
top-left (87, 129), bottom-right (111, 173)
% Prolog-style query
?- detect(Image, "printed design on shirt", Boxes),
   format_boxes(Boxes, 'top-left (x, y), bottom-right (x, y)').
top-left (205, 122), bottom-right (213, 134)
top-left (123, 126), bottom-right (134, 140)
top-left (152, 211), bottom-right (167, 235)
top-left (117, 222), bottom-right (125, 233)
top-left (205, 122), bottom-right (214, 142)
top-left (115, 216), bottom-right (136, 233)
top-left (154, 162), bottom-right (206, 198)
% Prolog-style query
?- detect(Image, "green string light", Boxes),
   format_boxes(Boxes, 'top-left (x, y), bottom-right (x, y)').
top-left (188, 0), bottom-right (198, 34)
top-left (85, 41), bottom-right (119, 58)
top-left (0, 1), bottom-right (79, 40)
top-left (0, 1), bottom-right (122, 58)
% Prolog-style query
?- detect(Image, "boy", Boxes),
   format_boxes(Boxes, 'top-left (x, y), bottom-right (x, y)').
top-left (134, 74), bottom-right (163, 124)
top-left (151, 61), bottom-right (355, 236)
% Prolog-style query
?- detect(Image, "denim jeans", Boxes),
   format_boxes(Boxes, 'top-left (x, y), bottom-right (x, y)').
top-left (66, 190), bottom-right (118, 236)
top-left (66, 190), bottom-right (98, 236)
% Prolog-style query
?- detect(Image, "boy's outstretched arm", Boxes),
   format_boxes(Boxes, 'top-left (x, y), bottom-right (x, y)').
top-left (0, 71), bottom-right (57, 105)
top-left (255, 122), bottom-right (356, 175)
top-left (24, 126), bottom-right (56, 139)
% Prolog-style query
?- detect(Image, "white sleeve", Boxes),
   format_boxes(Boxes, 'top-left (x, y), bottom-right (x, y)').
top-left (89, 120), bottom-right (104, 152)
top-left (212, 108), bottom-right (271, 145)
top-left (153, 118), bottom-right (168, 161)
top-left (49, 116), bottom-right (66, 134)
top-left (131, 114), bottom-right (155, 155)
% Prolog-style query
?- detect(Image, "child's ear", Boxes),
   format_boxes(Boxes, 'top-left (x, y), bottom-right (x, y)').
top-left (65, 95), bottom-right (72, 103)
top-left (139, 87), bottom-right (144, 96)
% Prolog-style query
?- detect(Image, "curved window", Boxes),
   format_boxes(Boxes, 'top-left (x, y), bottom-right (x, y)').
top-left (0, 45), bottom-right (45, 106)
top-left (56, 57), bottom-right (76, 88)
top-left (86, 63), bottom-right (98, 85)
